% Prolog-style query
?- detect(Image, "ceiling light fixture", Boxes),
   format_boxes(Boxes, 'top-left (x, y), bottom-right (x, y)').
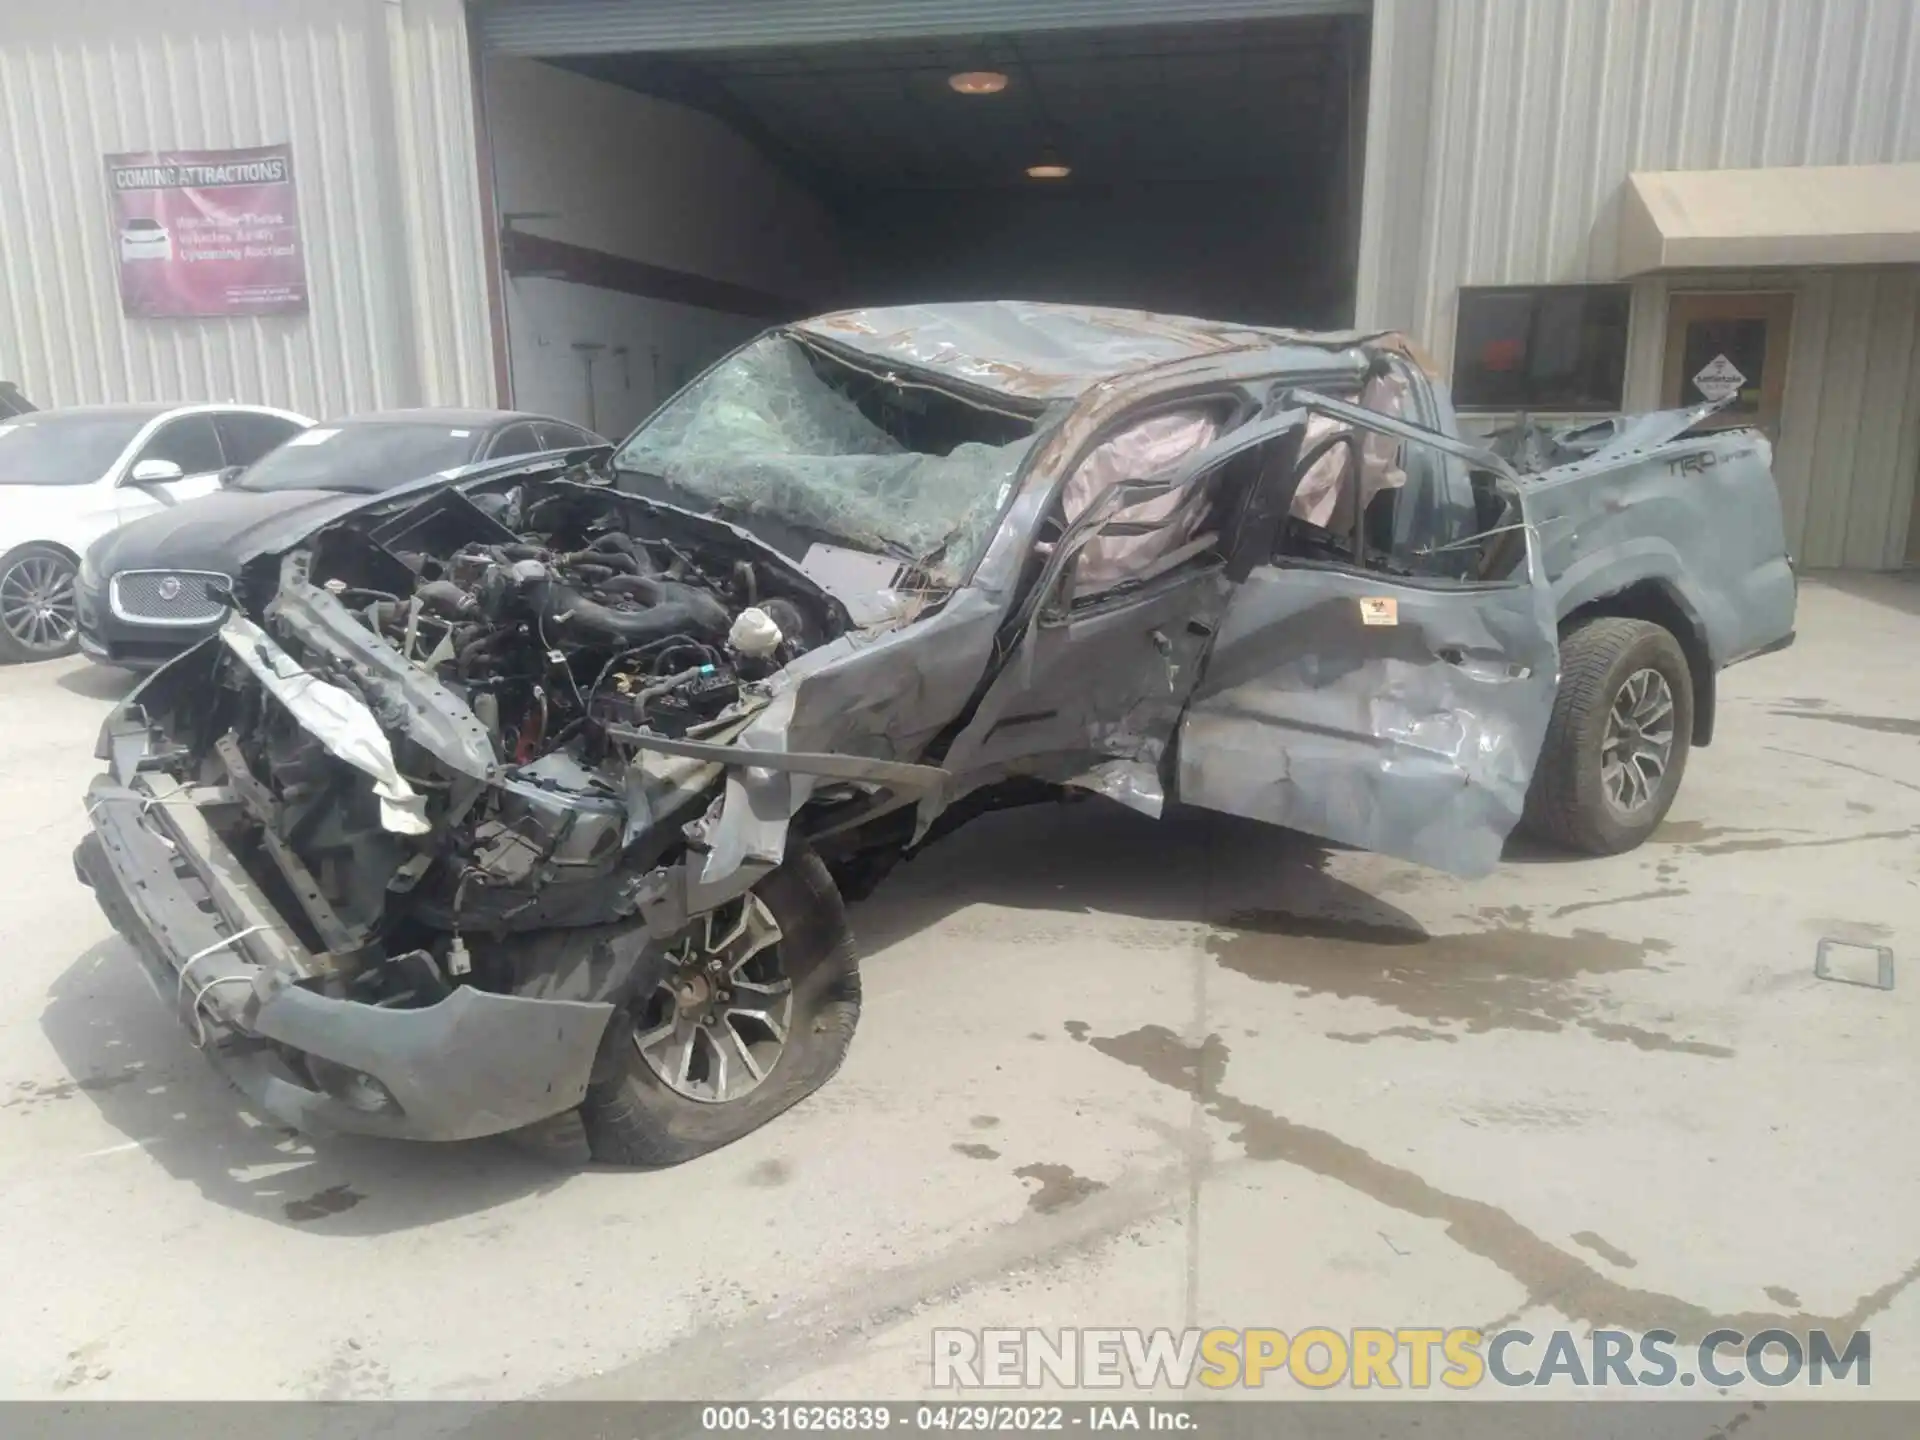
top-left (1026, 147), bottom-right (1071, 180)
top-left (948, 70), bottom-right (1008, 95)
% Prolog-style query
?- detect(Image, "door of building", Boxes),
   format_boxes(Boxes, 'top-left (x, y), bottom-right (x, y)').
top-left (1662, 291), bottom-right (1794, 438)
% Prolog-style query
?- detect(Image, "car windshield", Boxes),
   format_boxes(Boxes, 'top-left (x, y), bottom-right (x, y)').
top-left (0, 412), bottom-right (150, 486)
top-left (236, 422), bottom-right (481, 494)
top-left (612, 333), bottom-right (1036, 569)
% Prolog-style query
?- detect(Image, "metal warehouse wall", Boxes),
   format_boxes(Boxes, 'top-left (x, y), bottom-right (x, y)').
top-left (1359, 0), bottom-right (1920, 569)
top-left (0, 0), bottom-right (497, 417)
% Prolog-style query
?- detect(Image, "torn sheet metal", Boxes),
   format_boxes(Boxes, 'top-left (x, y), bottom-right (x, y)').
top-left (219, 614), bottom-right (430, 835)
top-left (1176, 561), bottom-right (1558, 878)
top-left (797, 302), bottom-right (1407, 402)
top-left (269, 559), bottom-right (498, 785)
top-left (1487, 397), bottom-right (1732, 473)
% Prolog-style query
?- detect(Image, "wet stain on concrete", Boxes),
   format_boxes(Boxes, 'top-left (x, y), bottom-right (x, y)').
top-left (1063, 1021), bottom-right (1091, 1043)
top-left (953, 1143), bottom-right (1001, 1161)
top-left (1207, 908), bottom-right (1718, 1055)
top-left (1774, 710), bottom-right (1920, 738)
top-left (1780, 697), bottom-right (1829, 709)
top-left (745, 1159), bottom-right (792, 1188)
top-left (971, 1115), bottom-right (1001, 1130)
top-left (1766, 1285), bottom-right (1802, 1307)
top-left (1326, 1025), bottom-right (1458, 1045)
top-left (1013, 1162), bottom-right (1107, 1214)
top-left (1549, 888), bottom-right (1689, 919)
top-left (4, 1069), bottom-right (141, 1111)
top-left (1571, 1231), bottom-right (1638, 1268)
top-left (1692, 826), bottom-right (1920, 856)
top-left (1652, 821), bottom-right (1753, 845)
top-left (1088, 1024), bottom-right (1920, 1341)
top-left (1846, 801), bottom-right (1875, 815)
top-left (283, 1184), bottom-right (363, 1223)
top-left (1579, 1020), bottom-right (1732, 1058)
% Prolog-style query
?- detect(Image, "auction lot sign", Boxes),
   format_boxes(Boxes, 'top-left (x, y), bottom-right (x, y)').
top-left (104, 144), bottom-right (307, 317)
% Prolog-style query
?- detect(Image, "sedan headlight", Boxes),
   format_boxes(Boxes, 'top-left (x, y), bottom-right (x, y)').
top-left (76, 551), bottom-right (100, 591)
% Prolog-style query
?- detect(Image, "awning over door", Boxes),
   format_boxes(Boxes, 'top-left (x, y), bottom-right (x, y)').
top-left (1618, 163), bottom-right (1920, 275)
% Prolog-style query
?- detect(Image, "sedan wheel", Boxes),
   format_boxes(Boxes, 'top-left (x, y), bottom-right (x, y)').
top-left (0, 546), bottom-right (79, 663)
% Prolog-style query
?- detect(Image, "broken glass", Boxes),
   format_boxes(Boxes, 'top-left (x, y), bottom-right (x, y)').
top-left (615, 336), bottom-right (1034, 570)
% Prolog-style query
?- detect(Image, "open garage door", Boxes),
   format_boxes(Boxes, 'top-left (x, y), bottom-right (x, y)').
top-left (473, 0), bottom-right (1371, 438)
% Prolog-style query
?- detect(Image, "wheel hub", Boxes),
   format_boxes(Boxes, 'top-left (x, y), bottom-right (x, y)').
top-left (0, 555), bottom-right (78, 655)
top-left (632, 893), bottom-right (792, 1104)
top-left (1601, 667), bottom-right (1676, 817)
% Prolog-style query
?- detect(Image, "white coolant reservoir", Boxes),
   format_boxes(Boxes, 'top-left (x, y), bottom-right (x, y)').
top-left (728, 606), bottom-right (783, 659)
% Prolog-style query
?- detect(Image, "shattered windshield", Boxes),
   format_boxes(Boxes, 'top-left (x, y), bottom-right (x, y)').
top-left (612, 333), bottom-right (1036, 570)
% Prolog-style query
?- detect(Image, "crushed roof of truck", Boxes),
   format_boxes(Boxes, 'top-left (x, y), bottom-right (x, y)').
top-left (793, 301), bottom-right (1435, 402)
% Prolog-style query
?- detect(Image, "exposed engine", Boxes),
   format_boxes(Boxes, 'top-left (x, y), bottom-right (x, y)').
top-left (195, 477), bottom-right (849, 968)
top-left (303, 482), bottom-right (836, 764)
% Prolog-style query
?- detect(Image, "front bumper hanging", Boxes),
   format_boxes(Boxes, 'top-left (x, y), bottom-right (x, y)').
top-left (75, 773), bottom-right (614, 1143)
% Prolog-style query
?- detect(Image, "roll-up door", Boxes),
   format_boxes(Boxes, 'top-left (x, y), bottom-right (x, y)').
top-left (475, 0), bottom-right (1363, 55)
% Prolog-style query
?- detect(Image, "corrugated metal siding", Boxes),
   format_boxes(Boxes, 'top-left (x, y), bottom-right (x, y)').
top-left (1362, 0), bottom-right (1920, 569)
top-left (1791, 269), bottom-right (1920, 570)
top-left (1617, 267), bottom-right (1920, 570)
top-left (477, 0), bottom-right (1363, 55)
top-left (0, 0), bottom-right (494, 416)
top-left (386, 0), bottom-right (499, 409)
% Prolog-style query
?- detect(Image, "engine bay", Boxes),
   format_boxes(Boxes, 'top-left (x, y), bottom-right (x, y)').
top-left (306, 479), bottom-right (843, 768)
top-left (145, 474), bottom-right (863, 1001)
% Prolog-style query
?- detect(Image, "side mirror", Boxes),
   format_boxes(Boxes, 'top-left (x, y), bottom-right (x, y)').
top-left (127, 457), bottom-right (183, 484)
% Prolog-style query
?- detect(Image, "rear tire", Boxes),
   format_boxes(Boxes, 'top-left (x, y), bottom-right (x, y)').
top-left (1523, 617), bottom-right (1693, 855)
top-left (0, 543), bottom-right (79, 663)
top-left (581, 848), bottom-right (860, 1167)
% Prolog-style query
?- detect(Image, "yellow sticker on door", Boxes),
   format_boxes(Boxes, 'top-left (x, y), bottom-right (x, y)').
top-left (1359, 596), bottom-right (1398, 626)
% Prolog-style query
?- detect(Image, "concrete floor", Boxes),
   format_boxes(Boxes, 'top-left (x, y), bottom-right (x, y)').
top-left (0, 576), bottom-right (1915, 1404)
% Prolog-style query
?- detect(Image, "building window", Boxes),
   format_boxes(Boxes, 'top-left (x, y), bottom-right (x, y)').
top-left (1452, 285), bottom-right (1631, 412)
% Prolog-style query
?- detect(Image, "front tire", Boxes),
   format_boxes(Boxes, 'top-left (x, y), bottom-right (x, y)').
top-left (0, 544), bottom-right (79, 663)
top-left (1523, 617), bottom-right (1693, 855)
top-left (581, 848), bottom-right (860, 1166)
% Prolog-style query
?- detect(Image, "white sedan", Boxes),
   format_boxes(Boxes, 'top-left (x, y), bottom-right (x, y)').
top-left (0, 402), bottom-right (311, 662)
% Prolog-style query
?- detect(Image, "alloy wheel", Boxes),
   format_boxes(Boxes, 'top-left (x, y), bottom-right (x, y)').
top-left (0, 553), bottom-right (78, 656)
top-left (1600, 667), bottom-right (1675, 816)
top-left (632, 894), bottom-right (793, 1104)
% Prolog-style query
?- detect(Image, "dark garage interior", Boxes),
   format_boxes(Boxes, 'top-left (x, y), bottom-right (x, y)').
top-left (552, 14), bottom-right (1369, 326)
top-left (478, 8), bottom-right (1372, 432)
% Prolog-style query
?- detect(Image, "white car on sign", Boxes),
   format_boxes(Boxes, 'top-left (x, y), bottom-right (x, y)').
top-left (119, 216), bottom-right (174, 262)
top-left (0, 403), bottom-right (312, 663)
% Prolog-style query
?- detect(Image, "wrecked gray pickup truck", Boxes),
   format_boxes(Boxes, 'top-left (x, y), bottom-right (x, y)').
top-left (74, 302), bottom-right (1796, 1163)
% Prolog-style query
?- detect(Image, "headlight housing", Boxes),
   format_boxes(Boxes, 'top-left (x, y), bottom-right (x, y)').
top-left (76, 551), bottom-right (99, 591)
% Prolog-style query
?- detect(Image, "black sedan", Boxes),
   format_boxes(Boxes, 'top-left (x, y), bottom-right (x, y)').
top-left (77, 408), bottom-right (605, 668)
